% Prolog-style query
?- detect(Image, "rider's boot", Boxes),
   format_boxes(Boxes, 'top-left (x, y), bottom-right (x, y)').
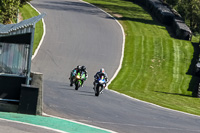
top-left (70, 83), bottom-right (73, 86)
top-left (81, 80), bottom-right (84, 87)
top-left (70, 77), bottom-right (73, 86)
top-left (100, 88), bottom-right (104, 94)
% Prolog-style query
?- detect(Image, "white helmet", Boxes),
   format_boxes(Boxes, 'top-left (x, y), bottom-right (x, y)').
top-left (100, 68), bottom-right (105, 73)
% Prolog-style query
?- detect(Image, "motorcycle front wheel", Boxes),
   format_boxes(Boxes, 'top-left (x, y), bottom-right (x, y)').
top-left (75, 81), bottom-right (80, 90)
top-left (95, 85), bottom-right (99, 96)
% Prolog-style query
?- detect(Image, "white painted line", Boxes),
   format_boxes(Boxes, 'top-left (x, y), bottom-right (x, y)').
top-left (43, 113), bottom-right (118, 133)
top-left (79, 1), bottom-right (126, 89)
top-left (110, 89), bottom-right (200, 118)
top-left (32, 17), bottom-right (46, 60)
top-left (0, 118), bottom-right (69, 133)
top-left (71, 119), bottom-right (200, 132)
top-left (27, 2), bottom-right (46, 60)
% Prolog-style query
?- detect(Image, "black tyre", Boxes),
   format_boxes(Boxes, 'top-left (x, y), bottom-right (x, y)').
top-left (95, 85), bottom-right (99, 96)
top-left (75, 81), bottom-right (80, 90)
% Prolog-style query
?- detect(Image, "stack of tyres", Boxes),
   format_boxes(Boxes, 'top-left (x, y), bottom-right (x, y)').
top-left (198, 83), bottom-right (200, 98)
top-left (173, 16), bottom-right (192, 40)
top-left (132, 0), bottom-right (192, 40)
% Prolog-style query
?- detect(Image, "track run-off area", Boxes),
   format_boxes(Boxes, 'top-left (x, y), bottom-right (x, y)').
top-left (2, 0), bottom-right (200, 133)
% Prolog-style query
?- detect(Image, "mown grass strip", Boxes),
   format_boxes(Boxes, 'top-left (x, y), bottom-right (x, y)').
top-left (84, 0), bottom-right (200, 115)
top-left (19, 3), bottom-right (43, 54)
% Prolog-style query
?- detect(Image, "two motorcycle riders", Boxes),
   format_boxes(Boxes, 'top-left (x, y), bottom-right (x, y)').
top-left (69, 65), bottom-right (108, 91)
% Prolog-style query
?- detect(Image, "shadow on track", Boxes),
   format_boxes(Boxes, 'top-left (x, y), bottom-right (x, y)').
top-left (79, 90), bottom-right (94, 94)
top-left (58, 84), bottom-right (95, 96)
top-left (33, 1), bottom-right (113, 19)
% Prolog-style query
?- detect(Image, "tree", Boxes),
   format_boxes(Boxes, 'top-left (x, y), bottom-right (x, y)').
top-left (176, 0), bottom-right (188, 19)
top-left (165, 0), bottom-right (179, 7)
top-left (0, 0), bottom-right (32, 24)
top-left (0, 0), bottom-right (20, 24)
top-left (188, 0), bottom-right (200, 32)
top-left (176, 0), bottom-right (200, 32)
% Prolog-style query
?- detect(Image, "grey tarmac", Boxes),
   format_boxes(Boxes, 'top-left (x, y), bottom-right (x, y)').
top-left (31, 0), bottom-right (200, 133)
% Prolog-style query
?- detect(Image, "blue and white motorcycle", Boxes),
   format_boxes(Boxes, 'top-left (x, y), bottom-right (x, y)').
top-left (94, 75), bottom-right (106, 96)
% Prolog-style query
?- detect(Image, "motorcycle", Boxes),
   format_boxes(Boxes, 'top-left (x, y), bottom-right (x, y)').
top-left (70, 70), bottom-right (77, 86)
top-left (94, 75), bottom-right (106, 96)
top-left (74, 72), bottom-right (86, 90)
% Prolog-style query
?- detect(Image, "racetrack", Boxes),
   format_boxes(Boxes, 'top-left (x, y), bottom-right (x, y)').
top-left (31, 0), bottom-right (200, 133)
top-left (0, 119), bottom-right (60, 133)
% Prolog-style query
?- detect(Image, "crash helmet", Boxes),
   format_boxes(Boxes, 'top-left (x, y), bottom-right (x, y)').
top-left (81, 66), bottom-right (86, 71)
top-left (100, 68), bottom-right (105, 73)
top-left (77, 65), bottom-right (81, 69)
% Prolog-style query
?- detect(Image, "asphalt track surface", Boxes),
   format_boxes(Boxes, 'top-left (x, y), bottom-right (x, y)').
top-left (31, 0), bottom-right (200, 133)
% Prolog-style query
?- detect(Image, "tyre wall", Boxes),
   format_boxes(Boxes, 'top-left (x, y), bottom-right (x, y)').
top-left (133, 0), bottom-right (192, 40)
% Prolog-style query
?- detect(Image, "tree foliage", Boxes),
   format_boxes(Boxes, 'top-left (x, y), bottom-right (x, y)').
top-left (0, 0), bottom-right (31, 24)
top-left (0, 0), bottom-right (20, 24)
top-left (164, 0), bottom-right (179, 7)
top-left (188, 0), bottom-right (200, 32)
top-left (167, 0), bottom-right (200, 33)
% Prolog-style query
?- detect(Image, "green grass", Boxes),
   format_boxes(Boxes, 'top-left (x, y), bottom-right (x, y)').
top-left (19, 4), bottom-right (43, 54)
top-left (192, 35), bottom-right (200, 43)
top-left (84, 0), bottom-right (200, 115)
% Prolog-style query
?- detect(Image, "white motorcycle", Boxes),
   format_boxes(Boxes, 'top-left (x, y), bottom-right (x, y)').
top-left (94, 75), bottom-right (106, 96)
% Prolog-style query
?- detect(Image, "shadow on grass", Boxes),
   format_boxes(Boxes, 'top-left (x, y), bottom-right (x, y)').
top-left (152, 42), bottom-right (200, 98)
top-left (44, 0), bottom-right (164, 26)
top-left (93, 2), bottom-right (164, 27)
top-left (186, 42), bottom-right (200, 97)
top-left (157, 43), bottom-right (200, 97)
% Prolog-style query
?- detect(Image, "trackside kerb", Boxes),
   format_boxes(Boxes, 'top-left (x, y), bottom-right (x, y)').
top-left (0, 112), bottom-right (112, 133)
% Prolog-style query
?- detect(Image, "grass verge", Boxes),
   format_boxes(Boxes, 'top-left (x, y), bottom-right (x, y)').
top-left (19, 3), bottom-right (43, 54)
top-left (83, 0), bottom-right (200, 115)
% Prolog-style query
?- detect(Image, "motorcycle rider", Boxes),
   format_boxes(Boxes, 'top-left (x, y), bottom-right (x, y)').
top-left (93, 68), bottom-right (108, 92)
top-left (69, 65), bottom-right (82, 86)
top-left (80, 66), bottom-right (88, 87)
